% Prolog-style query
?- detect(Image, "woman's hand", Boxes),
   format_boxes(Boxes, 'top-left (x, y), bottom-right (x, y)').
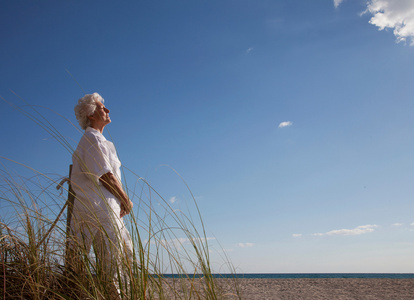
top-left (120, 199), bottom-right (133, 218)
top-left (99, 172), bottom-right (133, 218)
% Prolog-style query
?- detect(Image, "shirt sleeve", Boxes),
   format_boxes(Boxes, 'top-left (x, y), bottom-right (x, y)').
top-left (82, 136), bottom-right (113, 184)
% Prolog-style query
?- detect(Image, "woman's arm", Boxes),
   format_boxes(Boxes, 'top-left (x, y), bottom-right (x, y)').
top-left (99, 172), bottom-right (133, 217)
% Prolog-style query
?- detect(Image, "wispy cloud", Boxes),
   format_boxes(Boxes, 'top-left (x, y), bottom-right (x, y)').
top-left (278, 121), bottom-right (293, 128)
top-left (333, 0), bottom-right (345, 9)
top-left (392, 223), bottom-right (403, 227)
top-left (292, 234), bottom-right (302, 238)
top-left (169, 196), bottom-right (177, 204)
top-left (313, 224), bottom-right (378, 236)
top-left (410, 222), bottom-right (414, 226)
top-left (237, 242), bottom-right (254, 248)
top-left (246, 47), bottom-right (254, 54)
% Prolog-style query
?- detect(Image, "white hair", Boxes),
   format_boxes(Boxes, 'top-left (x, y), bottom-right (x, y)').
top-left (74, 93), bottom-right (104, 130)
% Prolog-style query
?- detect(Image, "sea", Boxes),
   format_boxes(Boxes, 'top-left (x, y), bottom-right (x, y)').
top-left (162, 273), bottom-right (414, 279)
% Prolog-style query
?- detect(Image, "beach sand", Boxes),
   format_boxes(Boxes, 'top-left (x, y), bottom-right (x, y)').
top-left (159, 278), bottom-right (414, 299)
top-left (217, 278), bottom-right (414, 299)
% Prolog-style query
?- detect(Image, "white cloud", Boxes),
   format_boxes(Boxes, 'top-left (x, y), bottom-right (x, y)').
top-left (246, 47), bottom-right (254, 54)
top-left (278, 121), bottom-right (293, 128)
top-left (333, 0), bottom-right (345, 9)
top-left (363, 0), bottom-right (414, 45)
top-left (335, 0), bottom-right (414, 45)
top-left (312, 233), bottom-right (325, 237)
top-left (169, 196), bottom-right (177, 204)
top-left (410, 222), bottom-right (414, 226)
top-left (313, 224), bottom-right (378, 236)
top-left (392, 223), bottom-right (403, 226)
top-left (292, 234), bottom-right (302, 238)
top-left (237, 242), bottom-right (254, 248)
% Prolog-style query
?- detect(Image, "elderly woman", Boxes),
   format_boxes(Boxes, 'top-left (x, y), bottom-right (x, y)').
top-left (69, 93), bottom-right (133, 294)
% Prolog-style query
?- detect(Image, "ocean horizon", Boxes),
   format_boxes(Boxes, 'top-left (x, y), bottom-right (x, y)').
top-left (161, 273), bottom-right (414, 279)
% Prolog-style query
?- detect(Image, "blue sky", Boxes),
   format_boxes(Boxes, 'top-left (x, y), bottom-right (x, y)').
top-left (1, 0), bottom-right (414, 273)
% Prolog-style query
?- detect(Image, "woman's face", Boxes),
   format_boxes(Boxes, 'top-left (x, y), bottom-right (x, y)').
top-left (89, 100), bottom-right (111, 128)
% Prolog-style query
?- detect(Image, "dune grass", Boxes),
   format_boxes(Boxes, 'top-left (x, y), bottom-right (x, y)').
top-left (0, 100), bottom-right (242, 299)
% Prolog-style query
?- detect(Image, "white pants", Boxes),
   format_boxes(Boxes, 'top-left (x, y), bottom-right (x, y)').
top-left (69, 195), bottom-right (133, 292)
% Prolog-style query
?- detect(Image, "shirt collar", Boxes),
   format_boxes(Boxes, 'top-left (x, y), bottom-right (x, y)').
top-left (86, 127), bottom-right (99, 133)
top-left (85, 127), bottom-right (104, 136)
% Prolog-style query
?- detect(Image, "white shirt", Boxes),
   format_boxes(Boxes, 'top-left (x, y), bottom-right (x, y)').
top-left (69, 127), bottom-right (133, 276)
top-left (71, 127), bottom-right (122, 207)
